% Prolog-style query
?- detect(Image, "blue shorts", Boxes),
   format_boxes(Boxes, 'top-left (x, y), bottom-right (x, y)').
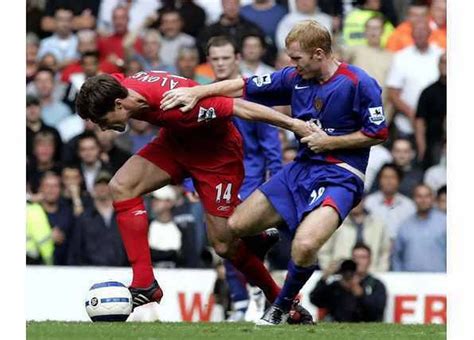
top-left (238, 175), bottom-right (265, 200)
top-left (259, 160), bottom-right (364, 235)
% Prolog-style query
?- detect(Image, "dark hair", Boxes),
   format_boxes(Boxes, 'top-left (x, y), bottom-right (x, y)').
top-left (242, 33), bottom-right (267, 49)
top-left (77, 131), bottom-right (100, 147)
top-left (437, 185), bottom-right (447, 198)
top-left (353, 242), bottom-right (372, 256)
top-left (35, 67), bottom-right (55, 79)
top-left (206, 35), bottom-right (239, 56)
top-left (81, 51), bottom-right (100, 63)
top-left (75, 74), bottom-right (128, 122)
top-left (377, 163), bottom-right (403, 182)
top-left (26, 94), bottom-right (40, 107)
top-left (410, 0), bottom-right (429, 8)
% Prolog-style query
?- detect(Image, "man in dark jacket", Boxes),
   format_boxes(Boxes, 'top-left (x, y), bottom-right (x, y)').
top-left (310, 243), bottom-right (387, 322)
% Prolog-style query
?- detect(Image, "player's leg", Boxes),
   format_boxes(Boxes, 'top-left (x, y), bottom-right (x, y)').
top-left (109, 155), bottom-right (172, 292)
top-left (258, 205), bottom-right (340, 325)
top-left (205, 213), bottom-right (282, 304)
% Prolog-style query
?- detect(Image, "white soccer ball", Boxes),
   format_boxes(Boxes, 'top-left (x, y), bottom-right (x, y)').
top-left (85, 281), bottom-right (133, 322)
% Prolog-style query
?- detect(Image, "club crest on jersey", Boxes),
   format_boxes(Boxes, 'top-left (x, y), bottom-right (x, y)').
top-left (197, 107), bottom-right (216, 123)
top-left (252, 74), bottom-right (271, 87)
top-left (314, 97), bottom-right (324, 112)
top-left (368, 106), bottom-right (385, 125)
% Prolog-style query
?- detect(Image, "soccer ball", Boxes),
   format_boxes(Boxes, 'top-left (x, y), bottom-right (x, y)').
top-left (85, 281), bottom-right (133, 322)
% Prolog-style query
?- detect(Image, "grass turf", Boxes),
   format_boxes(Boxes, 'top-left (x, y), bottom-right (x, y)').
top-left (27, 321), bottom-right (446, 340)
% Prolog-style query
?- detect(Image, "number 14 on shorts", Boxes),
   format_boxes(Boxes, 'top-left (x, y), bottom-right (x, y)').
top-left (215, 183), bottom-right (233, 203)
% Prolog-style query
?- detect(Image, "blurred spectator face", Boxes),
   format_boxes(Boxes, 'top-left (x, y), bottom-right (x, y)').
top-left (95, 127), bottom-right (117, 151)
top-left (152, 197), bottom-right (175, 216)
top-left (81, 55), bottom-right (100, 78)
top-left (350, 200), bottom-right (365, 217)
top-left (208, 44), bottom-right (240, 81)
top-left (379, 167), bottom-right (400, 196)
top-left (130, 119), bottom-right (152, 134)
top-left (436, 191), bottom-right (446, 213)
top-left (160, 12), bottom-right (182, 39)
top-left (112, 7), bottom-right (129, 35)
top-left (275, 51), bottom-right (292, 70)
top-left (431, 0), bottom-right (446, 28)
top-left (365, 17), bottom-right (383, 47)
top-left (283, 147), bottom-right (297, 164)
top-left (412, 21), bottom-right (431, 50)
top-left (352, 247), bottom-right (371, 276)
top-left (414, 185), bottom-right (434, 214)
top-left (55, 9), bottom-right (73, 37)
top-left (39, 174), bottom-right (62, 204)
top-left (242, 36), bottom-right (265, 63)
top-left (408, 5), bottom-right (429, 25)
top-left (391, 139), bottom-right (415, 168)
top-left (78, 137), bottom-right (101, 165)
top-left (93, 182), bottom-right (113, 202)
top-left (363, 0), bottom-right (381, 11)
top-left (125, 59), bottom-right (143, 76)
top-left (143, 32), bottom-right (161, 60)
top-left (34, 70), bottom-right (55, 99)
top-left (62, 167), bottom-right (83, 189)
top-left (39, 53), bottom-right (59, 73)
top-left (26, 102), bottom-right (41, 124)
top-left (439, 53), bottom-right (447, 78)
top-left (33, 136), bottom-right (55, 164)
top-left (26, 42), bottom-right (38, 64)
top-left (177, 49), bottom-right (199, 79)
top-left (296, 0), bottom-right (316, 14)
top-left (222, 0), bottom-right (240, 21)
top-left (77, 30), bottom-right (98, 54)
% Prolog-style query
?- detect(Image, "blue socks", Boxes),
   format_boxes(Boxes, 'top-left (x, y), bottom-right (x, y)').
top-left (274, 260), bottom-right (317, 311)
top-left (224, 260), bottom-right (249, 311)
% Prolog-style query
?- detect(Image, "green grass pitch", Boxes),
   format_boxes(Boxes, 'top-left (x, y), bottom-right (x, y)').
top-left (27, 321), bottom-right (446, 340)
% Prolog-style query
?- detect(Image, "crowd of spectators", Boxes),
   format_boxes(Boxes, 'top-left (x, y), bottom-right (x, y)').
top-left (26, 0), bottom-right (447, 315)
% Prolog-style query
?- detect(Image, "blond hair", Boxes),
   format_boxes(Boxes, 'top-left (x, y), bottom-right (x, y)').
top-left (285, 20), bottom-right (332, 54)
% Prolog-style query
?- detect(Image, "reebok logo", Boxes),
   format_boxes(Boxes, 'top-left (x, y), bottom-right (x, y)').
top-left (197, 106), bottom-right (216, 123)
top-left (132, 210), bottom-right (147, 216)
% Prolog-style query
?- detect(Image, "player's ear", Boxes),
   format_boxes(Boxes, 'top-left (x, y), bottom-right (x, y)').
top-left (114, 98), bottom-right (123, 110)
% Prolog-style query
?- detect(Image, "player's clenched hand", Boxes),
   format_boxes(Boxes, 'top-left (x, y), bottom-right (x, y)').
top-left (160, 87), bottom-right (200, 112)
top-left (291, 119), bottom-right (314, 137)
top-left (300, 122), bottom-right (333, 153)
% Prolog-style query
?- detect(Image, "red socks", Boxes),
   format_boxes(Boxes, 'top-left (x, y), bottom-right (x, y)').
top-left (113, 197), bottom-right (154, 288)
top-left (230, 241), bottom-right (281, 303)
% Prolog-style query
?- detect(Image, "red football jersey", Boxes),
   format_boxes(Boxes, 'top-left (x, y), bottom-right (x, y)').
top-left (112, 71), bottom-right (238, 147)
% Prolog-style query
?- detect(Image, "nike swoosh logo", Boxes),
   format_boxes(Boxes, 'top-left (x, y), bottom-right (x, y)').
top-left (294, 85), bottom-right (310, 90)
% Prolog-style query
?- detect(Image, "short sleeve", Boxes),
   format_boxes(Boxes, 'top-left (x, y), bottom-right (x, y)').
top-left (244, 67), bottom-right (295, 106)
top-left (355, 76), bottom-right (388, 140)
top-left (385, 54), bottom-right (404, 89)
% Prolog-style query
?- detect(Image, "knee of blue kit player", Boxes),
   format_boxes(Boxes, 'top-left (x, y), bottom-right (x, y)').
top-left (291, 238), bottom-right (318, 266)
top-left (226, 213), bottom-right (246, 238)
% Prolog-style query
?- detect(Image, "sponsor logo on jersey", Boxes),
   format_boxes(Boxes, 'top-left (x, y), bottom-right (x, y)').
top-left (368, 106), bottom-right (385, 125)
top-left (197, 107), bottom-right (216, 122)
top-left (132, 210), bottom-right (147, 216)
top-left (252, 74), bottom-right (271, 87)
top-left (217, 205), bottom-right (231, 211)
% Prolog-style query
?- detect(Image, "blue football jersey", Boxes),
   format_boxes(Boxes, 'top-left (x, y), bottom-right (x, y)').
top-left (244, 63), bottom-right (388, 174)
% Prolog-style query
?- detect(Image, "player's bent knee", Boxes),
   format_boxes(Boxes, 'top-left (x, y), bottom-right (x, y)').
top-left (109, 176), bottom-right (134, 201)
top-left (226, 214), bottom-right (244, 237)
top-left (213, 242), bottom-right (231, 259)
top-left (292, 239), bottom-right (317, 265)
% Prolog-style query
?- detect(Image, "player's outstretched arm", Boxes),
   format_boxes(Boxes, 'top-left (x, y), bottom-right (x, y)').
top-left (161, 78), bottom-right (245, 112)
top-left (233, 99), bottom-right (312, 138)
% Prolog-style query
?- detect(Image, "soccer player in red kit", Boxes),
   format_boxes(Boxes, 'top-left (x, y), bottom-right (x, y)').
top-left (75, 70), bottom-right (311, 311)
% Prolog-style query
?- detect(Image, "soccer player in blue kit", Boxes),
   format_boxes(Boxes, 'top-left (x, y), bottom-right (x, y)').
top-left (161, 20), bottom-right (388, 325)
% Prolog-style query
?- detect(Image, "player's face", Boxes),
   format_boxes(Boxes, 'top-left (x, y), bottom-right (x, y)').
top-left (92, 101), bottom-right (130, 132)
top-left (287, 41), bottom-right (323, 80)
top-left (208, 44), bottom-right (240, 81)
